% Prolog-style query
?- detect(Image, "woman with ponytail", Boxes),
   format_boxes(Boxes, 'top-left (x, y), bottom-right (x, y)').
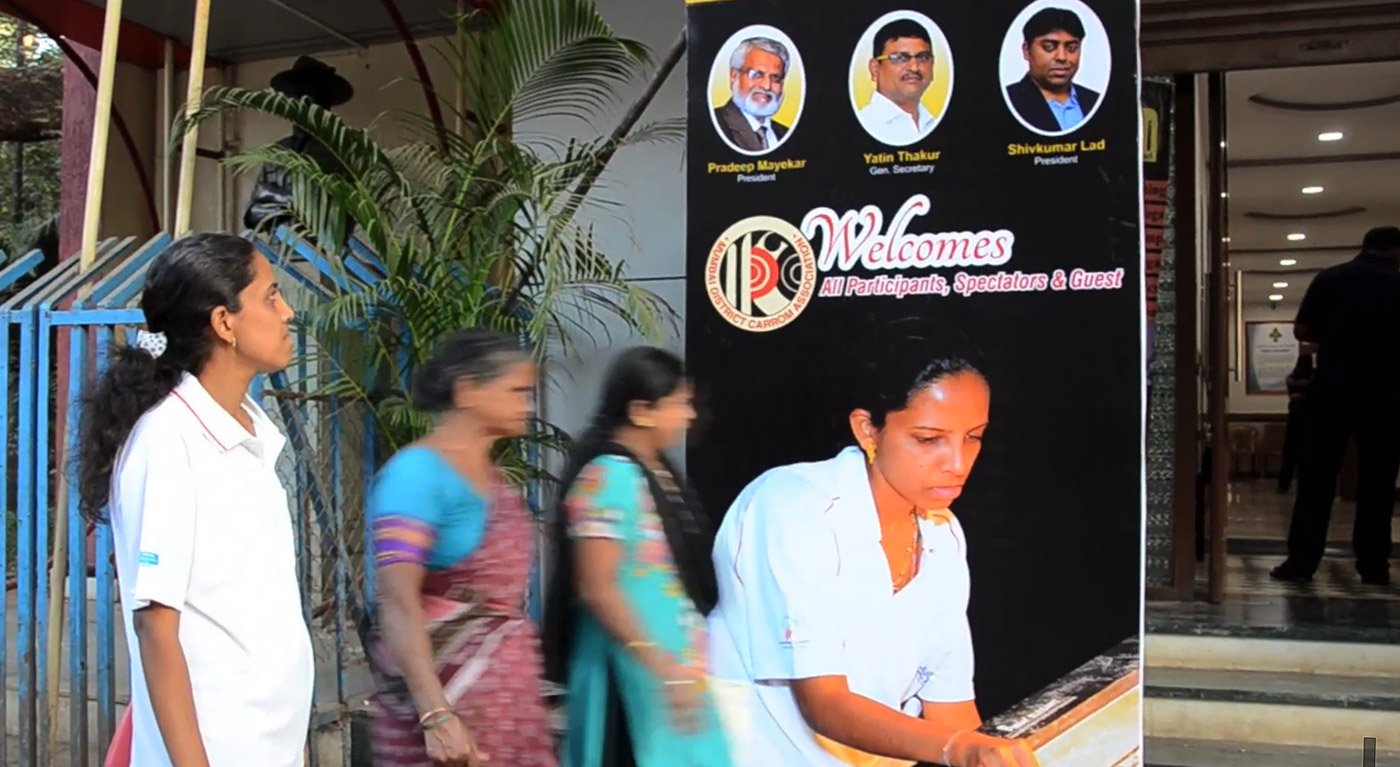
top-left (77, 232), bottom-right (312, 766)
top-left (541, 347), bottom-right (731, 767)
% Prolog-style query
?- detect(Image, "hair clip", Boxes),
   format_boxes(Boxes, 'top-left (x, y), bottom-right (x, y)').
top-left (135, 329), bottom-right (168, 359)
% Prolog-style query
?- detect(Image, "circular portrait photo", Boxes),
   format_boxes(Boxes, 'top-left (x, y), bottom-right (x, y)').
top-left (998, 0), bottom-right (1111, 137)
top-left (707, 25), bottom-right (806, 156)
top-left (849, 11), bottom-right (954, 147)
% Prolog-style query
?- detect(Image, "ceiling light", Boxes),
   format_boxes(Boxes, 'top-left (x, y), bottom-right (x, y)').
top-left (1317, 131), bottom-right (1344, 142)
top-left (1301, 186), bottom-right (1324, 195)
top-left (1287, 233), bottom-right (1306, 241)
top-left (1269, 293), bottom-right (1285, 302)
top-left (1279, 258), bottom-right (1298, 266)
top-left (1272, 281), bottom-right (1289, 289)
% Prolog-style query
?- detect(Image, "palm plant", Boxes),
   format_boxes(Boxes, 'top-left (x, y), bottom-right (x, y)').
top-left (172, 0), bottom-right (683, 488)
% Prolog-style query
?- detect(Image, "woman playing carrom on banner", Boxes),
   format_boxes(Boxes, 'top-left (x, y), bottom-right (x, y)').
top-left (706, 324), bottom-right (1040, 767)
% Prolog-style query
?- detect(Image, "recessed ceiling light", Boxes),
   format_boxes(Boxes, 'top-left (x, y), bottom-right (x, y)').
top-left (1287, 233), bottom-right (1307, 241)
top-left (1318, 131), bottom-right (1344, 142)
top-left (1301, 186), bottom-right (1324, 195)
top-left (1273, 281), bottom-right (1289, 289)
top-left (1269, 294), bottom-right (1285, 302)
top-left (1280, 258), bottom-right (1298, 266)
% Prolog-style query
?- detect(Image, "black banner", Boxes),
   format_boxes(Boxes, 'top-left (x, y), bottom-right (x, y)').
top-left (686, 0), bottom-right (1144, 763)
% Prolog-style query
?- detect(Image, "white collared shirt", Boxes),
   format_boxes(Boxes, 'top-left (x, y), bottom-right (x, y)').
top-left (707, 446), bottom-right (974, 766)
top-left (111, 373), bottom-right (313, 767)
top-left (857, 90), bottom-right (936, 146)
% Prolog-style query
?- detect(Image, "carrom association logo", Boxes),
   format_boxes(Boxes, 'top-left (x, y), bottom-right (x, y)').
top-left (704, 215), bottom-right (817, 333)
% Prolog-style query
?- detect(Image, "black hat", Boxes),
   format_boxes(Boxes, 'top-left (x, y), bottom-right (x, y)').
top-left (269, 56), bottom-right (354, 107)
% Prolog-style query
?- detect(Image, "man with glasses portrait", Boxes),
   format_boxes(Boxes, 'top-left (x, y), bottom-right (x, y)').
top-left (714, 37), bottom-right (793, 154)
top-left (856, 20), bottom-right (938, 147)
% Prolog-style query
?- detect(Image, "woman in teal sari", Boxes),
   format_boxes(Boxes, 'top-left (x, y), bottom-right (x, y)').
top-left (542, 347), bottom-right (732, 767)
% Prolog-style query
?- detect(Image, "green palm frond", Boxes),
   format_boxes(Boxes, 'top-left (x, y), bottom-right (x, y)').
top-left (175, 87), bottom-right (401, 191)
top-left (178, 0), bottom-right (676, 473)
top-left (457, 0), bottom-right (651, 131)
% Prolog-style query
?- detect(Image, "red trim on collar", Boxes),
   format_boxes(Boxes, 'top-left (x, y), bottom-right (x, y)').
top-left (171, 390), bottom-right (228, 452)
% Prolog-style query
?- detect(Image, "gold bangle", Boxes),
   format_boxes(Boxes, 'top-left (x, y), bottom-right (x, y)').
top-left (422, 712), bottom-right (455, 731)
top-left (418, 707), bottom-right (453, 728)
top-left (624, 640), bottom-right (656, 651)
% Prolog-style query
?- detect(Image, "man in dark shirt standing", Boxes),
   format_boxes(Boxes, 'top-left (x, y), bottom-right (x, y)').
top-left (1272, 226), bottom-right (1400, 586)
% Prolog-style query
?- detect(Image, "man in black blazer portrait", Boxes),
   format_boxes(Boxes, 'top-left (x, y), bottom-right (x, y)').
top-left (713, 37), bottom-right (792, 153)
top-left (1005, 7), bottom-right (1100, 134)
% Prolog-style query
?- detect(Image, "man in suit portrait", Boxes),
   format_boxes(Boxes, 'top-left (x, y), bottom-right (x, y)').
top-left (1005, 7), bottom-right (1100, 134)
top-left (714, 37), bottom-right (792, 153)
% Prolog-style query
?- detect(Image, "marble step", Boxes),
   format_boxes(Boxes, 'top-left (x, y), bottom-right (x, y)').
top-left (1144, 736), bottom-right (1400, 767)
top-left (1147, 632), bottom-right (1400, 678)
top-left (1144, 667), bottom-right (1400, 750)
top-left (1147, 609), bottom-right (1400, 646)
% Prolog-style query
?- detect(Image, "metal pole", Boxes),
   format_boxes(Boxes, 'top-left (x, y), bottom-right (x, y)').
top-left (455, 0), bottom-right (465, 135)
top-left (162, 40), bottom-right (174, 230)
top-left (174, 0), bottom-right (213, 236)
top-left (80, 0), bottom-right (125, 270)
top-left (12, 23), bottom-right (26, 227)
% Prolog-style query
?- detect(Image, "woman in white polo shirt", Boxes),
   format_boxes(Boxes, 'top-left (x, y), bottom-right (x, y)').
top-left (78, 233), bottom-right (312, 767)
top-left (706, 341), bottom-right (1039, 767)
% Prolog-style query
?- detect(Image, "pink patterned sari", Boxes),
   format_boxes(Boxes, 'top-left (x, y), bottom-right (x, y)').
top-left (367, 480), bottom-right (557, 766)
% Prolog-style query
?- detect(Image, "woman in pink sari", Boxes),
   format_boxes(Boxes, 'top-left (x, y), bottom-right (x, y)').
top-left (366, 331), bottom-right (556, 767)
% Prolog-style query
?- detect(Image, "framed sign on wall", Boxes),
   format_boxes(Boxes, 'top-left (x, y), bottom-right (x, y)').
top-left (1245, 321), bottom-right (1299, 395)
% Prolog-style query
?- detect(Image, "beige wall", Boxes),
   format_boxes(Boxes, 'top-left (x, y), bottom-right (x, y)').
top-left (82, 60), bottom-right (158, 244)
top-left (147, 40), bottom-right (455, 234)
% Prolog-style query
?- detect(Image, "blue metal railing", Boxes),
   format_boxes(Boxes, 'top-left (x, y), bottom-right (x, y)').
top-left (0, 246), bottom-right (47, 766)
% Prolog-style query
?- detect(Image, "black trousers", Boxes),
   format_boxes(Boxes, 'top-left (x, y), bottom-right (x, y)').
top-left (1277, 401), bottom-right (1304, 491)
top-left (1286, 392), bottom-right (1400, 575)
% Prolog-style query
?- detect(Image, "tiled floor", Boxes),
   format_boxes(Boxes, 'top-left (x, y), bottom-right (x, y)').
top-left (1148, 479), bottom-right (1400, 642)
top-left (1226, 478), bottom-right (1400, 544)
top-left (1221, 479), bottom-right (1398, 599)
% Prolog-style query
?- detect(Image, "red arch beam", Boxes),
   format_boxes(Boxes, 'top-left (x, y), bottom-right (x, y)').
top-left (6, 0), bottom-right (209, 71)
top-left (1, 0), bottom-right (161, 233)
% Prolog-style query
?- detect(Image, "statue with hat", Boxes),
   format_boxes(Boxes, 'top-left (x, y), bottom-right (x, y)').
top-left (242, 56), bottom-right (356, 233)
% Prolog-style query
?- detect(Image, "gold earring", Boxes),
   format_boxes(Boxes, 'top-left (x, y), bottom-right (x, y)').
top-left (632, 416), bottom-right (654, 428)
top-left (231, 335), bottom-right (238, 350)
top-left (863, 442), bottom-right (876, 465)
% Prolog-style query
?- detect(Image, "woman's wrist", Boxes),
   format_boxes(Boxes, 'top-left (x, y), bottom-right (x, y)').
top-left (411, 690), bottom-right (452, 718)
top-left (945, 731), bottom-right (1012, 767)
top-left (623, 639), bottom-right (666, 674)
top-left (942, 729), bottom-right (970, 766)
top-left (418, 707), bottom-right (456, 730)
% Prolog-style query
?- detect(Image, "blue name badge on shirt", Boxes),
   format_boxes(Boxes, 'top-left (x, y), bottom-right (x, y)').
top-left (138, 551), bottom-right (160, 567)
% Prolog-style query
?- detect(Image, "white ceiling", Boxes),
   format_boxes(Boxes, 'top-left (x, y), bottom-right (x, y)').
top-left (1225, 60), bottom-right (1400, 306)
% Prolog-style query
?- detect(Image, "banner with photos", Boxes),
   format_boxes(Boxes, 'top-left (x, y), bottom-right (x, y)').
top-left (685, 1), bottom-right (1145, 764)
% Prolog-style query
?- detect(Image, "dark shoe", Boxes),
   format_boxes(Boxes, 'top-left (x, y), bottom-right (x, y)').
top-left (1269, 563), bottom-right (1313, 582)
top-left (1356, 565), bottom-right (1391, 586)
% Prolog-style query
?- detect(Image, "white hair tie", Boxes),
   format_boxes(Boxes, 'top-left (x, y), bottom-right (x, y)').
top-left (135, 329), bottom-right (168, 359)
